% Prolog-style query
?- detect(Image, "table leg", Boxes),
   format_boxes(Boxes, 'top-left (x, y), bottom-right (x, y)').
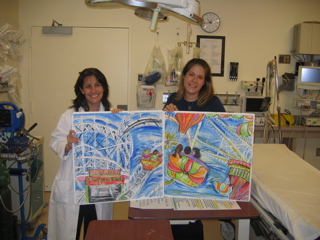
top-left (235, 219), bottom-right (250, 240)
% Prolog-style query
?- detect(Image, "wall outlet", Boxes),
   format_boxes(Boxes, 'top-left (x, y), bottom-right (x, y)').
top-left (138, 73), bottom-right (143, 81)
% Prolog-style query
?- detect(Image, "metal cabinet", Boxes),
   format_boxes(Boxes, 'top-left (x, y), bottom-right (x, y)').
top-left (292, 22), bottom-right (320, 55)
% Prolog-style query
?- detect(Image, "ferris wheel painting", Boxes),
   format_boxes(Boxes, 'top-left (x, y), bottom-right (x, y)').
top-left (72, 111), bottom-right (255, 205)
top-left (72, 111), bottom-right (164, 204)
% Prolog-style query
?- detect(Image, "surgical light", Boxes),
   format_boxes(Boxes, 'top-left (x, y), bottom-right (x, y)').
top-left (85, 0), bottom-right (203, 30)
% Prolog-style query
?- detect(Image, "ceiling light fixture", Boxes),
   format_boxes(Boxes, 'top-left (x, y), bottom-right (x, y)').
top-left (135, 8), bottom-right (168, 21)
top-left (85, 0), bottom-right (203, 30)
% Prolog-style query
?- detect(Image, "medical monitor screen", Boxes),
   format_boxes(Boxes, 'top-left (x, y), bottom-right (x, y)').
top-left (297, 66), bottom-right (320, 90)
top-left (243, 96), bottom-right (264, 113)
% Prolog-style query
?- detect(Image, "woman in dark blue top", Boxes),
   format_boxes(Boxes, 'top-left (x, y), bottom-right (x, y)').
top-left (163, 58), bottom-right (225, 112)
top-left (163, 59), bottom-right (225, 239)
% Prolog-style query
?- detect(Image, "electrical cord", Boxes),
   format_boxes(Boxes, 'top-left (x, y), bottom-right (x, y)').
top-left (8, 160), bottom-right (31, 194)
top-left (264, 120), bottom-right (276, 144)
top-left (308, 89), bottom-right (320, 100)
top-left (284, 109), bottom-right (291, 115)
top-left (302, 123), bottom-right (308, 160)
top-left (266, 125), bottom-right (275, 143)
top-left (291, 54), bottom-right (304, 64)
top-left (0, 182), bottom-right (30, 213)
top-left (280, 114), bottom-right (290, 126)
top-left (295, 107), bottom-right (308, 159)
top-left (1, 143), bottom-right (39, 220)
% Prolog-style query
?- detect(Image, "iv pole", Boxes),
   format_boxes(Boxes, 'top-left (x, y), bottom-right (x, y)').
top-left (274, 56), bottom-right (283, 144)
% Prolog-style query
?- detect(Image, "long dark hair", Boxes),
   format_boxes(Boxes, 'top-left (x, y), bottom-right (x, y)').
top-left (71, 68), bottom-right (111, 111)
top-left (175, 58), bottom-right (215, 107)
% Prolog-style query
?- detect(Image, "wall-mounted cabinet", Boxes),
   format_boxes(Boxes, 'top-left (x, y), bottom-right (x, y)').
top-left (292, 22), bottom-right (320, 55)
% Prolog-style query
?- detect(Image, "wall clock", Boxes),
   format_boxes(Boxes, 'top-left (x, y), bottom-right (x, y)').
top-left (201, 12), bottom-right (220, 33)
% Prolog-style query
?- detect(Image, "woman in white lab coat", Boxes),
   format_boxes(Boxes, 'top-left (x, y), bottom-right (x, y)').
top-left (48, 68), bottom-right (119, 240)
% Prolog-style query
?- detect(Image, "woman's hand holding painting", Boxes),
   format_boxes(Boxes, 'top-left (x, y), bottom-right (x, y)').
top-left (163, 103), bottom-right (179, 112)
top-left (65, 130), bottom-right (79, 153)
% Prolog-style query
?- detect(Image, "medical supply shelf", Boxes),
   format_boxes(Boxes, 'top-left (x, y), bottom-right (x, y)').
top-left (1, 136), bottom-right (46, 239)
top-left (216, 93), bottom-right (241, 106)
top-left (216, 93), bottom-right (242, 113)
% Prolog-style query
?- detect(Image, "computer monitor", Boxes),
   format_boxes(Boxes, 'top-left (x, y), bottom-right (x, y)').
top-left (242, 96), bottom-right (266, 126)
top-left (242, 96), bottom-right (264, 113)
top-left (297, 66), bottom-right (320, 90)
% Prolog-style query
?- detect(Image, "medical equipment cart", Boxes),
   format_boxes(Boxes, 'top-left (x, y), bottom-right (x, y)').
top-left (1, 135), bottom-right (46, 240)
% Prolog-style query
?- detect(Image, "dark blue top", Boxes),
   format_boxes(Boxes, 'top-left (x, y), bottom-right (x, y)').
top-left (163, 92), bottom-right (225, 112)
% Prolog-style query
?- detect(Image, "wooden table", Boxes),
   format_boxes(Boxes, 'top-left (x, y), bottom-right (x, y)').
top-left (85, 219), bottom-right (174, 240)
top-left (129, 202), bottom-right (259, 240)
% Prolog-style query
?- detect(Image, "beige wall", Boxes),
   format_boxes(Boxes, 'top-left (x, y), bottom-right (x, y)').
top-left (15, 0), bottom-right (320, 173)
top-left (0, 0), bottom-right (18, 23)
top-left (18, 0), bottom-right (320, 117)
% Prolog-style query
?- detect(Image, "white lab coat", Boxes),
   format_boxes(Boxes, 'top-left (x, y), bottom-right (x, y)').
top-left (47, 104), bottom-right (113, 240)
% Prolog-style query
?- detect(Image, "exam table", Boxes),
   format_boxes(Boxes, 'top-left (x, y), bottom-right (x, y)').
top-left (251, 144), bottom-right (320, 240)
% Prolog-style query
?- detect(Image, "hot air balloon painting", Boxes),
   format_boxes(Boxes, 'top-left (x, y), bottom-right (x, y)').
top-left (167, 144), bottom-right (209, 187)
top-left (175, 112), bottom-right (204, 134)
top-left (72, 110), bottom-right (255, 204)
top-left (164, 111), bottom-right (254, 201)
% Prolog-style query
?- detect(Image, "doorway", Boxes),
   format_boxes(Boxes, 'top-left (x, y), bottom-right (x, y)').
top-left (30, 26), bottom-right (130, 190)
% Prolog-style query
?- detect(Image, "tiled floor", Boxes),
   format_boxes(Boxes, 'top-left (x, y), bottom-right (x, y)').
top-left (26, 192), bottom-right (85, 239)
top-left (26, 191), bottom-right (50, 239)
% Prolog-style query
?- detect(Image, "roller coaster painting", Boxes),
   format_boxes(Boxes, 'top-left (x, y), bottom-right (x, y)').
top-left (72, 111), bottom-right (254, 205)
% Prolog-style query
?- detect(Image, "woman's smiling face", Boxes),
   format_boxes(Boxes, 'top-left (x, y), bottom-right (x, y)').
top-left (183, 64), bottom-right (205, 99)
top-left (80, 75), bottom-right (104, 110)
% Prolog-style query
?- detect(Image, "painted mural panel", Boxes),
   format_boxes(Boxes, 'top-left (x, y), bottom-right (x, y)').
top-left (73, 111), bottom-right (164, 204)
top-left (73, 111), bottom-right (254, 205)
top-left (164, 112), bottom-right (254, 201)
